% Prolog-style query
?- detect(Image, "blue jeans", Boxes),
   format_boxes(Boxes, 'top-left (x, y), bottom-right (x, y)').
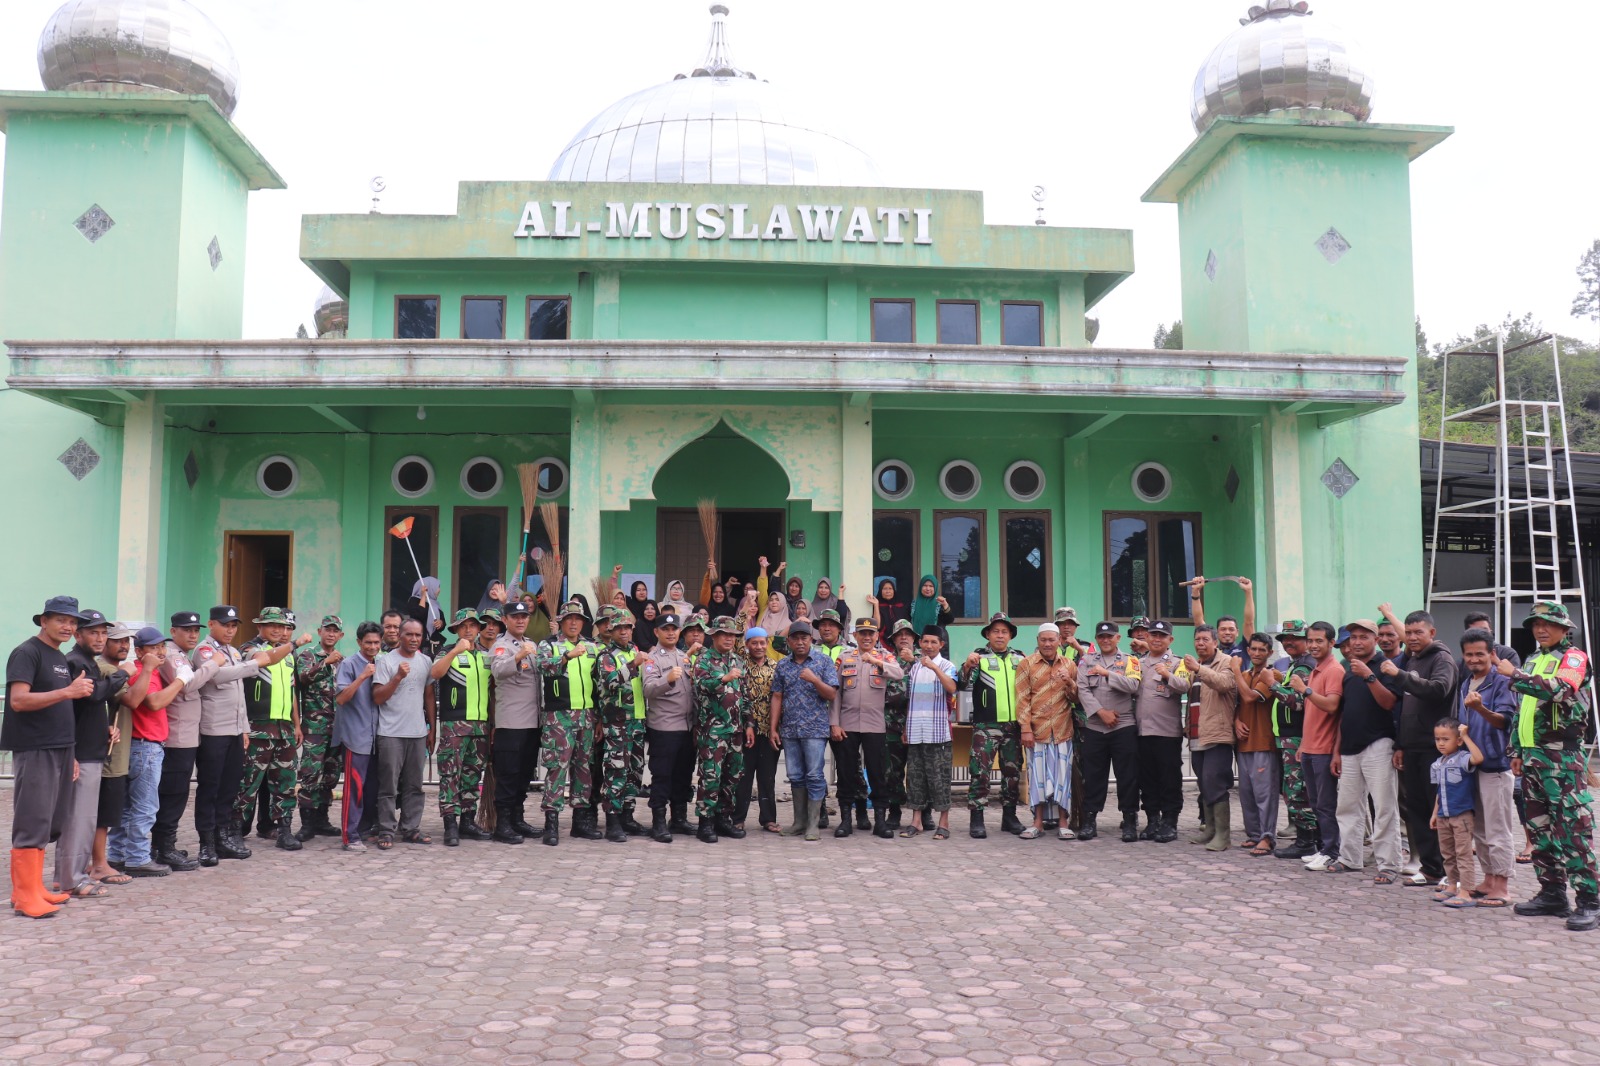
top-left (109, 739), bottom-right (164, 866)
top-left (782, 737), bottom-right (829, 801)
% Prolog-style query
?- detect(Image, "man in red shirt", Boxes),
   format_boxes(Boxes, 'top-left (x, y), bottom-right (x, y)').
top-left (1291, 621), bottom-right (1345, 871)
top-left (107, 628), bottom-right (186, 877)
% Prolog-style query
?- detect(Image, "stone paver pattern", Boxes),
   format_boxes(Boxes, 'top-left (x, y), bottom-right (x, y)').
top-left (2, 786), bottom-right (1596, 1066)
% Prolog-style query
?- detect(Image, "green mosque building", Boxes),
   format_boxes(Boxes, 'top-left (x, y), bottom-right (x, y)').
top-left (1, 0), bottom-right (1447, 656)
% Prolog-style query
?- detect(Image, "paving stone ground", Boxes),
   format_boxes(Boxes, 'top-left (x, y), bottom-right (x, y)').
top-left (3, 783), bottom-right (1599, 1066)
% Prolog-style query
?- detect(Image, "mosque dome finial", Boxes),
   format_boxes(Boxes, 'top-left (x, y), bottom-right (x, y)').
top-left (1190, 1), bottom-right (1374, 133)
top-left (38, 0), bottom-right (242, 118)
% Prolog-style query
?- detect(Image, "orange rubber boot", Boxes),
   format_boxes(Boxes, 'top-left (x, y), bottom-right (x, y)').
top-left (11, 849), bottom-right (61, 919)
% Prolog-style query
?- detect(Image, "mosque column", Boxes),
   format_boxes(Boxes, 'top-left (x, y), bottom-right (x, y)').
top-left (568, 395), bottom-right (603, 593)
top-left (116, 396), bottom-right (164, 623)
top-left (1257, 409), bottom-right (1306, 623)
top-left (839, 397), bottom-right (873, 617)
top-left (340, 433), bottom-right (372, 623)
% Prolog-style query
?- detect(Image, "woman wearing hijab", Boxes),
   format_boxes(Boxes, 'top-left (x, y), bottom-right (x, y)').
top-left (756, 591), bottom-right (794, 661)
top-left (809, 578), bottom-right (851, 631)
top-left (659, 579), bottom-right (696, 621)
top-left (476, 578), bottom-right (508, 615)
top-left (634, 601), bottom-right (660, 653)
top-left (784, 576), bottom-right (806, 620)
top-left (706, 583), bottom-right (735, 620)
top-left (907, 575), bottom-right (954, 647)
top-left (868, 578), bottom-right (910, 639)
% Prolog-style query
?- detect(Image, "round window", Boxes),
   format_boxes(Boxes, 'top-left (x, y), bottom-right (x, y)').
top-left (392, 455), bottom-right (435, 498)
top-left (257, 455), bottom-right (298, 498)
top-left (873, 459), bottom-right (914, 502)
top-left (461, 457), bottom-right (503, 499)
top-left (534, 457), bottom-right (568, 497)
top-left (1132, 461), bottom-right (1172, 503)
top-left (1005, 460), bottom-right (1045, 502)
top-left (939, 460), bottom-right (981, 502)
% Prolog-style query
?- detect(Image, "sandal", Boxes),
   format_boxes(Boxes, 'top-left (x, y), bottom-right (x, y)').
top-left (932, 826), bottom-right (950, 840)
top-left (1019, 827), bottom-right (1041, 839)
top-left (1516, 851), bottom-right (1534, 864)
top-left (1477, 896), bottom-right (1510, 908)
top-left (93, 872), bottom-right (132, 885)
top-left (1324, 860), bottom-right (1355, 873)
top-left (1239, 838), bottom-right (1259, 850)
top-left (1431, 889), bottom-right (1456, 902)
top-left (375, 834), bottom-right (395, 850)
top-left (899, 825), bottom-right (922, 838)
top-left (1250, 840), bottom-right (1274, 857)
top-left (762, 822), bottom-right (782, 834)
top-left (70, 883), bottom-right (110, 898)
top-left (1373, 872), bottom-right (1396, 885)
top-left (1441, 896), bottom-right (1478, 909)
top-left (401, 831), bottom-right (432, 845)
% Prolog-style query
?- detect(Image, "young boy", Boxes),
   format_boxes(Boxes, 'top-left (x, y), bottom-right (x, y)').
top-left (1430, 718), bottom-right (1485, 908)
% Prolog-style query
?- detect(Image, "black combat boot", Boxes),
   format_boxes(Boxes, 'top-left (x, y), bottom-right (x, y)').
top-left (1077, 815), bottom-right (1098, 841)
top-left (442, 814), bottom-right (460, 847)
top-left (619, 804), bottom-right (647, 837)
top-left (275, 824), bottom-right (303, 851)
top-left (1515, 884), bottom-right (1573, 918)
top-left (887, 804), bottom-right (902, 831)
top-left (650, 807), bottom-right (673, 843)
top-left (217, 821), bottom-right (252, 860)
top-left (1000, 805), bottom-right (1025, 835)
top-left (872, 809), bottom-right (893, 839)
top-left (541, 810), bottom-right (560, 847)
top-left (1567, 895), bottom-right (1600, 931)
top-left (969, 808), bottom-right (987, 839)
top-left (1273, 828), bottom-right (1317, 859)
top-left (714, 814), bottom-right (745, 839)
top-left (1120, 813), bottom-right (1139, 843)
top-left (255, 805), bottom-right (275, 840)
top-left (313, 803), bottom-right (341, 837)
top-left (669, 802), bottom-right (694, 835)
top-left (1138, 816), bottom-right (1157, 841)
top-left (458, 809), bottom-right (491, 841)
top-left (605, 810), bottom-right (628, 842)
top-left (818, 804), bottom-right (831, 830)
top-left (834, 808), bottom-right (855, 838)
top-left (492, 808), bottom-right (524, 845)
top-left (295, 806), bottom-right (319, 843)
top-left (575, 808), bottom-right (604, 840)
top-left (855, 798), bottom-right (870, 830)
top-left (696, 817), bottom-right (719, 843)
top-left (1152, 815), bottom-right (1178, 844)
top-left (197, 830), bottom-right (219, 867)
top-left (512, 809), bottom-right (539, 838)
top-left (155, 834), bottom-right (199, 872)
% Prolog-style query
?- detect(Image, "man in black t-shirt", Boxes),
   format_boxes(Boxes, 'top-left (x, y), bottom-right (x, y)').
top-left (56, 610), bottom-right (127, 898)
top-left (5, 595), bottom-right (95, 919)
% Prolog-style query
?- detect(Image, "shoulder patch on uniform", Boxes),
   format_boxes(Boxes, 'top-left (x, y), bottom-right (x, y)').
top-left (198, 646), bottom-right (215, 660)
top-left (1563, 649), bottom-right (1589, 669)
top-left (493, 646), bottom-right (508, 656)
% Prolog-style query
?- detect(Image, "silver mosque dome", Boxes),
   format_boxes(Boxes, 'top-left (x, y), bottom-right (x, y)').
top-left (313, 284), bottom-right (348, 339)
top-left (1191, 1), bottom-right (1374, 133)
top-left (38, 0), bottom-right (242, 118)
top-left (548, 5), bottom-right (880, 187)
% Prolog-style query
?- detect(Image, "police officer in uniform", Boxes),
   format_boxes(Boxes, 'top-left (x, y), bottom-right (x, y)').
top-left (432, 608), bottom-right (493, 847)
top-left (832, 618), bottom-right (904, 839)
top-left (1076, 621), bottom-right (1141, 841)
top-left (152, 610), bottom-right (224, 872)
top-left (234, 608), bottom-right (310, 852)
top-left (642, 614), bottom-right (697, 842)
top-left (489, 600), bottom-right (542, 844)
top-left (960, 612), bottom-right (1027, 839)
top-left (536, 600), bottom-right (601, 845)
top-left (1135, 619), bottom-right (1191, 844)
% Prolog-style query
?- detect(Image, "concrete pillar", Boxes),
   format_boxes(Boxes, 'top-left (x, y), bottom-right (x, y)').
top-left (1259, 409), bottom-right (1305, 622)
top-left (826, 276), bottom-right (858, 342)
top-left (839, 398), bottom-right (873, 616)
top-left (568, 396), bottom-right (603, 594)
top-left (116, 396), bottom-right (164, 623)
top-left (341, 433), bottom-right (372, 623)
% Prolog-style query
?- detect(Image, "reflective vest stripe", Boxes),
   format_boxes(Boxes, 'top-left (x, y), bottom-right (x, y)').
top-left (1517, 651), bottom-right (1561, 748)
top-left (978, 654), bottom-right (1017, 723)
top-left (563, 642), bottom-right (596, 710)
top-left (622, 649), bottom-right (645, 720)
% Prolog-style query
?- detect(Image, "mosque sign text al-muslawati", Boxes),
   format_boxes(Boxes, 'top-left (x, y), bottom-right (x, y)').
top-left (512, 200), bottom-right (933, 245)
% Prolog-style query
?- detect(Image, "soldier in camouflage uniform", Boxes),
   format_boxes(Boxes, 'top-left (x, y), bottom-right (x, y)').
top-left (292, 616), bottom-right (346, 842)
top-left (431, 609), bottom-right (494, 846)
top-left (881, 619), bottom-right (917, 829)
top-left (1267, 619), bottom-right (1321, 859)
top-left (960, 612), bottom-right (1028, 839)
top-left (536, 600), bottom-right (601, 845)
top-left (1503, 601), bottom-right (1599, 930)
top-left (234, 608), bottom-right (308, 852)
top-left (593, 608), bottom-right (647, 842)
top-left (690, 615), bottom-right (746, 843)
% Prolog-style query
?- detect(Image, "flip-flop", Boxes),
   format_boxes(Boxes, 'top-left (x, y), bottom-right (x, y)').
top-left (93, 873), bottom-right (132, 885)
top-left (762, 823), bottom-right (782, 834)
top-left (1476, 897), bottom-right (1510, 908)
top-left (400, 832), bottom-right (432, 845)
top-left (1251, 840), bottom-right (1274, 857)
top-left (1441, 896), bottom-right (1478, 908)
top-left (1373, 872), bottom-right (1396, 885)
top-left (1516, 852), bottom-right (1534, 864)
top-left (1239, 839), bottom-right (1259, 850)
top-left (70, 884), bottom-right (109, 899)
top-left (1431, 889), bottom-right (1456, 902)
top-left (375, 835), bottom-right (395, 851)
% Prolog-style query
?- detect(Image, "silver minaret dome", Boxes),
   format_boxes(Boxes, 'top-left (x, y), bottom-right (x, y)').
top-left (38, 0), bottom-right (242, 118)
top-left (313, 284), bottom-right (348, 339)
top-left (548, 5), bottom-right (880, 186)
top-left (1191, 1), bottom-right (1374, 133)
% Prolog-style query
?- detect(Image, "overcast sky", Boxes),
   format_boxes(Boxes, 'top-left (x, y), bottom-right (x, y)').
top-left (3, 0), bottom-right (1597, 349)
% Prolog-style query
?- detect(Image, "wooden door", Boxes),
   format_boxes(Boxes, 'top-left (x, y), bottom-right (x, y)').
top-left (657, 509), bottom-right (710, 603)
top-left (225, 532), bottom-right (292, 646)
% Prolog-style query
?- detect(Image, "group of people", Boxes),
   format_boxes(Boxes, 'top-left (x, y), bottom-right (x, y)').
top-left (6, 565), bottom-right (1596, 934)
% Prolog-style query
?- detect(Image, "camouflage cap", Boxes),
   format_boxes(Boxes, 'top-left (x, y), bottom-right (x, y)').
top-left (253, 607), bottom-right (290, 625)
top-left (594, 607), bottom-right (615, 628)
top-left (681, 613), bottom-right (706, 631)
top-left (1522, 600), bottom-right (1575, 629)
top-left (478, 608), bottom-right (503, 624)
top-left (1129, 616), bottom-right (1151, 632)
top-left (446, 608), bottom-right (480, 633)
top-left (608, 608), bottom-right (634, 630)
top-left (320, 614), bottom-right (344, 631)
top-left (816, 609), bottom-right (843, 627)
top-left (1054, 606), bottom-right (1079, 625)
top-left (889, 618), bottom-right (917, 639)
top-left (708, 616), bottom-right (742, 636)
top-left (557, 599), bottom-right (588, 622)
top-left (1277, 619), bottom-right (1309, 638)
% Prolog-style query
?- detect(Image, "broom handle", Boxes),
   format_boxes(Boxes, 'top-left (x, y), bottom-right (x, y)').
top-left (511, 527), bottom-right (531, 588)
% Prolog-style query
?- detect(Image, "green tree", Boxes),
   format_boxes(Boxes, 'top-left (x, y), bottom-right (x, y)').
top-left (1153, 320), bottom-right (1183, 350)
top-left (1574, 239), bottom-right (1600, 325)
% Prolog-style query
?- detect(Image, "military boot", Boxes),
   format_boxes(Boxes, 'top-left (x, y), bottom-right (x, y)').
top-left (1273, 828), bottom-right (1317, 859)
top-left (442, 814), bottom-right (460, 847)
top-left (818, 803), bottom-right (831, 829)
top-left (313, 803), bottom-right (341, 837)
top-left (714, 813), bottom-right (745, 839)
top-left (697, 817), bottom-right (719, 844)
top-left (541, 810), bottom-right (561, 847)
top-left (573, 808), bottom-right (604, 841)
top-left (155, 833), bottom-right (199, 872)
top-left (969, 808), bottom-right (988, 839)
top-left (1515, 884), bottom-right (1573, 917)
top-left (1205, 797), bottom-right (1232, 852)
top-left (834, 807), bottom-right (855, 838)
top-left (1077, 815), bottom-right (1098, 841)
top-left (1120, 813), bottom-right (1139, 843)
top-left (458, 809), bottom-right (491, 841)
top-left (492, 807), bottom-right (524, 845)
top-left (1189, 804), bottom-right (1216, 845)
top-left (620, 804), bottom-right (647, 837)
top-left (255, 806), bottom-right (275, 840)
top-left (669, 802), bottom-right (694, 835)
top-left (1152, 815), bottom-right (1179, 844)
top-left (275, 824), bottom-right (303, 852)
top-left (872, 809), bottom-right (894, 839)
top-left (783, 796), bottom-right (809, 837)
top-left (605, 810), bottom-right (628, 843)
top-left (1000, 805), bottom-right (1025, 835)
top-left (855, 798), bottom-right (870, 830)
top-left (197, 830), bottom-right (219, 867)
top-left (294, 806), bottom-right (319, 843)
top-left (217, 822), bottom-right (252, 860)
top-left (1566, 895), bottom-right (1600, 931)
top-left (886, 804), bottom-right (902, 830)
top-left (650, 806), bottom-right (673, 843)
top-left (1138, 817), bottom-right (1157, 841)
top-left (512, 809), bottom-right (539, 838)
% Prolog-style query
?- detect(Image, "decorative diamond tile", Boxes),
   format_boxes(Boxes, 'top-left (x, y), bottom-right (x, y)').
top-left (58, 438), bottom-right (101, 481)
top-left (74, 204), bottom-right (115, 243)
top-left (183, 450), bottom-right (200, 490)
top-left (1316, 227), bottom-right (1351, 264)
top-left (207, 236), bottom-right (223, 270)
top-left (1224, 464), bottom-right (1241, 503)
top-left (1321, 458), bottom-right (1359, 499)
top-left (1204, 249), bottom-right (1218, 281)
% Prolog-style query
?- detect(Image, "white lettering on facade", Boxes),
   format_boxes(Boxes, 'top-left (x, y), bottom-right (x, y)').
top-left (510, 202), bottom-right (932, 247)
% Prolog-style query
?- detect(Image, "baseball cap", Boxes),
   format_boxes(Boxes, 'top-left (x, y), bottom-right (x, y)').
top-left (170, 611), bottom-right (202, 628)
top-left (1335, 626), bottom-right (1352, 646)
top-left (106, 624), bottom-right (138, 640)
top-left (210, 605), bottom-right (241, 623)
top-left (320, 615), bottom-right (345, 631)
top-left (1277, 619), bottom-right (1308, 638)
top-left (854, 617), bottom-right (878, 632)
top-left (1095, 621), bottom-right (1119, 636)
top-left (1345, 618), bottom-right (1378, 635)
top-left (504, 601), bottom-right (532, 616)
top-left (78, 609), bottom-right (108, 629)
top-left (134, 626), bottom-right (165, 647)
top-left (653, 613), bottom-right (680, 629)
top-left (788, 620), bottom-right (817, 638)
top-left (1147, 619), bottom-right (1174, 636)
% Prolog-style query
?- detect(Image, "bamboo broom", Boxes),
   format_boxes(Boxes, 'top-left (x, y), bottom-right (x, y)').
top-left (511, 462), bottom-right (543, 593)
top-left (537, 499), bottom-right (565, 618)
top-left (698, 497), bottom-right (718, 589)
